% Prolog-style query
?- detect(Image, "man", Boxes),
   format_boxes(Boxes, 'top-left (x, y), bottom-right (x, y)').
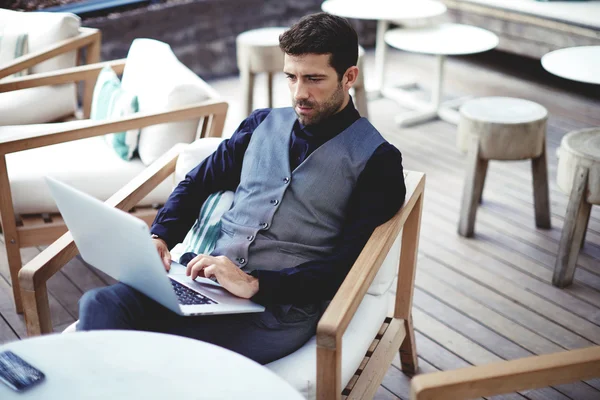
top-left (78, 12), bottom-right (406, 365)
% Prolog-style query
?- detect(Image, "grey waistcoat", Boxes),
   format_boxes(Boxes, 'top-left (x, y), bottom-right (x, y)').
top-left (211, 107), bottom-right (386, 272)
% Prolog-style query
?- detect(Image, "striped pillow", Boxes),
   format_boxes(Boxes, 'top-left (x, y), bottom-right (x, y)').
top-left (0, 29), bottom-right (29, 79)
top-left (173, 190), bottom-right (235, 261)
top-left (91, 66), bottom-right (140, 160)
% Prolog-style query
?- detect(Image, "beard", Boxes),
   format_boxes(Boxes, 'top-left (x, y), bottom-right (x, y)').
top-left (293, 82), bottom-right (345, 126)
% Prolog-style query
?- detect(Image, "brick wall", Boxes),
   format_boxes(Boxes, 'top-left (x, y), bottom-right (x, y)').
top-left (83, 0), bottom-right (377, 79)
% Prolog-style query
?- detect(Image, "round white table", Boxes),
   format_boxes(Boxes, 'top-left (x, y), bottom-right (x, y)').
top-left (0, 331), bottom-right (304, 399)
top-left (321, 0), bottom-right (447, 94)
top-left (541, 46), bottom-right (600, 85)
top-left (384, 23), bottom-right (499, 127)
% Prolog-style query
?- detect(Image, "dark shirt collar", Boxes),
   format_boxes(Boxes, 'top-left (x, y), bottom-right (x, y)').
top-left (297, 96), bottom-right (361, 143)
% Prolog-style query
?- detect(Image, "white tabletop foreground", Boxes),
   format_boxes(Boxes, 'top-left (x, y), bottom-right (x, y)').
top-left (0, 331), bottom-right (305, 400)
top-left (385, 23), bottom-right (499, 56)
top-left (542, 46), bottom-right (600, 85)
top-left (321, 0), bottom-right (447, 21)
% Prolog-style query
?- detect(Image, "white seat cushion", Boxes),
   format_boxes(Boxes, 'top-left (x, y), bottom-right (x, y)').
top-left (266, 291), bottom-right (390, 400)
top-left (3, 120), bottom-right (173, 214)
top-left (0, 9), bottom-right (80, 74)
top-left (121, 39), bottom-right (219, 166)
top-left (0, 84), bottom-right (77, 125)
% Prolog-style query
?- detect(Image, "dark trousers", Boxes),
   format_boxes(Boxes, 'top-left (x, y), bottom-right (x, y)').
top-left (77, 283), bottom-right (320, 365)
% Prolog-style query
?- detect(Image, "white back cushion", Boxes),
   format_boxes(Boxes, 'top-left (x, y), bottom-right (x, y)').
top-left (121, 39), bottom-right (218, 166)
top-left (0, 9), bottom-right (80, 73)
top-left (174, 137), bottom-right (224, 184)
top-left (267, 292), bottom-right (391, 400)
top-left (367, 232), bottom-right (402, 295)
top-left (0, 84), bottom-right (76, 125)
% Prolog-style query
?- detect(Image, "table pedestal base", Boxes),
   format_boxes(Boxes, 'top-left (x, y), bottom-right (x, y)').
top-left (382, 54), bottom-right (469, 127)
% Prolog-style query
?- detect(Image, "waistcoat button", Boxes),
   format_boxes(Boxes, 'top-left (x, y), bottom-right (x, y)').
top-left (239, 258), bottom-right (246, 264)
top-left (283, 177), bottom-right (290, 184)
top-left (270, 199), bottom-right (279, 206)
top-left (247, 235), bottom-right (254, 241)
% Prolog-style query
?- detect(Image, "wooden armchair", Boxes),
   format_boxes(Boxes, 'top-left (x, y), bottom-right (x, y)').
top-left (0, 8), bottom-right (101, 122)
top-left (0, 57), bottom-right (227, 314)
top-left (18, 132), bottom-right (425, 399)
top-left (411, 346), bottom-right (600, 400)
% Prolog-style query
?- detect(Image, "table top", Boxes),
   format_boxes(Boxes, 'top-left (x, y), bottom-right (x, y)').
top-left (541, 46), bottom-right (600, 85)
top-left (460, 97), bottom-right (548, 124)
top-left (385, 23), bottom-right (498, 56)
top-left (236, 27), bottom-right (288, 47)
top-left (0, 331), bottom-right (304, 399)
top-left (322, 0), bottom-right (447, 21)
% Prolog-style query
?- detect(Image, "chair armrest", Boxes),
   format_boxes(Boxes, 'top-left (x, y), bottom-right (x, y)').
top-left (0, 99), bottom-right (228, 155)
top-left (18, 143), bottom-right (185, 334)
top-left (410, 346), bottom-right (600, 400)
top-left (0, 58), bottom-right (125, 93)
top-left (0, 27), bottom-right (101, 80)
top-left (316, 170), bottom-right (425, 399)
top-left (317, 170), bottom-right (425, 346)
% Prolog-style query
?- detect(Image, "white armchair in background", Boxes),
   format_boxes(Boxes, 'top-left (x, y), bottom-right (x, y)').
top-left (0, 8), bottom-right (102, 124)
top-left (0, 38), bottom-right (228, 314)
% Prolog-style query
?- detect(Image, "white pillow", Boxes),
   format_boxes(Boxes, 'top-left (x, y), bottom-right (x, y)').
top-left (121, 39), bottom-right (218, 166)
top-left (0, 25), bottom-right (29, 79)
top-left (0, 9), bottom-right (80, 74)
top-left (90, 66), bottom-right (140, 160)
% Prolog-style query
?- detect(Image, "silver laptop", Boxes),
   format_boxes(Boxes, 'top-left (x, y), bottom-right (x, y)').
top-left (45, 176), bottom-right (264, 316)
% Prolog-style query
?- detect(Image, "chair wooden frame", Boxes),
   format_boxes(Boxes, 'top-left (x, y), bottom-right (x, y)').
top-left (0, 27), bottom-right (102, 119)
top-left (411, 346), bottom-right (600, 400)
top-left (0, 58), bottom-right (228, 314)
top-left (17, 143), bottom-right (424, 399)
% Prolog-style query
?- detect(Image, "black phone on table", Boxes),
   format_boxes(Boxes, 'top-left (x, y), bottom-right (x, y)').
top-left (0, 350), bottom-right (45, 392)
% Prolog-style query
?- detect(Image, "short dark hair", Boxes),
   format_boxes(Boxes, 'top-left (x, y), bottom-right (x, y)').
top-left (279, 12), bottom-right (358, 81)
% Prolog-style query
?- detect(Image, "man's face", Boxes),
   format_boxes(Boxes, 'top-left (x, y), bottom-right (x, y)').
top-left (283, 53), bottom-right (347, 126)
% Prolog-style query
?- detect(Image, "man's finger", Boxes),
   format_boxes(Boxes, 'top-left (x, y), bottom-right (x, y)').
top-left (186, 255), bottom-right (214, 276)
top-left (203, 265), bottom-right (217, 280)
top-left (163, 255), bottom-right (171, 272)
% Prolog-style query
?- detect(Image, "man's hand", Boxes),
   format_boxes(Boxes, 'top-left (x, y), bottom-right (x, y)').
top-left (153, 237), bottom-right (171, 272)
top-left (186, 255), bottom-right (259, 299)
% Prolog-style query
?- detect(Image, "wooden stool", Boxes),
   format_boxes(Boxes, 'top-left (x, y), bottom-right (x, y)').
top-left (353, 45), bottom-right (369, 119)
top-left (236, 27), bottom-right (287, 117)
top-left (553, 128), bottom-right (600, 287)
top-left (457, 97), bottom-right (551, 237)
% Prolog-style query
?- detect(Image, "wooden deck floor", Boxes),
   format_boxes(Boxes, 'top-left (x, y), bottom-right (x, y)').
top-left (1, 48), bottom-right (599, 399)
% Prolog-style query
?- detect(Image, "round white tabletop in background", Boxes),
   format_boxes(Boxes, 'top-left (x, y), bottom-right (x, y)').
top-left (236, 27), bottom-right (288, 47)
top-left (321, 0), bottom-right (447, 21)
top-left (541, 46), bottom-right (600, 85)
top-left (385, 23), bottom-right (499, 55)
top-left (0, 331), bottom-right (304, 399)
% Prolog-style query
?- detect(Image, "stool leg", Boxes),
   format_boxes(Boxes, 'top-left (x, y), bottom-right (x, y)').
top-left (241, 68), bottom-right (255, 117)
top-left (553, 166), bottom-right (591, 287)
top-left (531, 146), bottom-right (551, 229)
top-left (267, 72), bottom-right (274, 109)
top-left (459, 136), bottom-right (487, 237)
top-left (354, 86), bottom-right (369, 119)
top-left (476, 161), bottom-right (488, 204)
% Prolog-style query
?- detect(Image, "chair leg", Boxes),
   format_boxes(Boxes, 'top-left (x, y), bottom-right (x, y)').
top-left (532, 147), bottom-right (551, 229)
top-left (240, 67), bottom-right (255, 117)
top-left (0, 156), bottom-right (24, 312)
top-left (458, 136), bottom-right (487, 237)
top-left (400, 315), bottom-right (418, 375)
top-left (553, 165), bottom-right (591, 288)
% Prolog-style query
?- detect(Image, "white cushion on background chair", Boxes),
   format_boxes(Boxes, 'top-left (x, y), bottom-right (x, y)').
top-left (174, 137), bottom-right (224, 183)
top-left (0, 84), bottom-right (77, 125)
top-left (121, 39), bottom-right (219, 166)
top-left (266, 291), bottom-right (391, 400)
top-left (0, 9), bottom-right (80, 74)
top-left (3, 120), bottom-right (172, 214)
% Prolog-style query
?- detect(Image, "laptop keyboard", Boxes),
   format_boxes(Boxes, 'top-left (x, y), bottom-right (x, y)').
top-left (170, 279), bottom-right (218, 305)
